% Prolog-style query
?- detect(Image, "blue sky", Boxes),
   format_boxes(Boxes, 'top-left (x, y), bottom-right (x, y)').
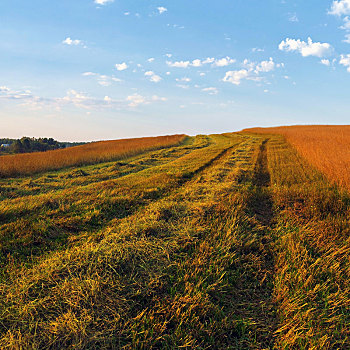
top-left (1, 0), bottom-right (350, 141)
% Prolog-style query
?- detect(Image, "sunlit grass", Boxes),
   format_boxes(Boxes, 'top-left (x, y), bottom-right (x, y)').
top-left (0, 134), bottom-right (186, 177)
top-left (0, 130), bottom-right (349, 349)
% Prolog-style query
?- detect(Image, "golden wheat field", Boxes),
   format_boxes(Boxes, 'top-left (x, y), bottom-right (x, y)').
top-left (245, 125), bottom-right (350, 191)
top-left (0, 134), bottom-right (186, 178)
top-left (0, 129), bottom-right (349, 349)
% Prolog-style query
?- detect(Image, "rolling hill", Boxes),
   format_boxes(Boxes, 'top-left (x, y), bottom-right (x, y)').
top-left (0, 129), bottom-right (349, 349)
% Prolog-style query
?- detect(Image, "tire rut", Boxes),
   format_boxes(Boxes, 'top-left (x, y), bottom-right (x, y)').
top-left (232, 137), bottom-right (277, 349)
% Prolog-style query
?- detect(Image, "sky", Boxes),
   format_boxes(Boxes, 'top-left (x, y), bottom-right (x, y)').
top-left (1, 0), bottom-right (350, 141)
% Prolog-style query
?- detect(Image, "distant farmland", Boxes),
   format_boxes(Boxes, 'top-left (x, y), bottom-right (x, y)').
top-left (0, 129), bottom-right (349, 349)
top-left (0, 134), bottom-right (186, 177)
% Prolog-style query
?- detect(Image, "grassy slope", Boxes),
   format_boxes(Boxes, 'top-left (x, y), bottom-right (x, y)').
top-left (0, 132), bottom-right (349, 349)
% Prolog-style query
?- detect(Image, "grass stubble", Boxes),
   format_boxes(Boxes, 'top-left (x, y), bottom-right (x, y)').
top-left (0, 128), bottom-right (349, 349)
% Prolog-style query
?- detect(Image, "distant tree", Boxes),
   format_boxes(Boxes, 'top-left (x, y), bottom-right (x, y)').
top-left (11, 140), bottom-right (24, 153)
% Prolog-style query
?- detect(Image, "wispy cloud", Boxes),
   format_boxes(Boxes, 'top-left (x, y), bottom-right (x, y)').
top-left (344, 33), bottom-right (350, 42)
top-left (176, 84), bottom-right (190, 89)
top-left (0, 86), bottom-right (166, 111)
top-left (202, 87), bottom-right (218, 95)
top-left (288, 13), bottom-right (299, 22)
top-left (127, 93), bottom-right (167, 107)
top-left (252, 48), bottom-right (264, 52)
top-left (176, 77), bottom-right (191, 82)
top-left (82, 72), bottom-right (122, 86)
top-left (340, 16), bottom-right (350, 29)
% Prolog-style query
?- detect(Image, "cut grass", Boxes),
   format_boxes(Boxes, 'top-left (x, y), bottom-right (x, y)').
top-left (0, 131), bottom-right (349, 349)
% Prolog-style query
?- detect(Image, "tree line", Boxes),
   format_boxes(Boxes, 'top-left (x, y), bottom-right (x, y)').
top-left (0, 137), bottom-right (85, 154)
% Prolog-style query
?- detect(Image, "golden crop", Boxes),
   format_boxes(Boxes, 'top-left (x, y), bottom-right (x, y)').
top-left (245, 125), bottom-right (350, 190)
top-left (0, 134), bottom-right (186, 177)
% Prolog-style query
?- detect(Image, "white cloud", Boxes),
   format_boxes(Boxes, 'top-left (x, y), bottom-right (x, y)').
top-left (223, 57), bottom-right (281, 86)
top-left (157, 7), bottom-right (167, 14)
top-left (166, 71), bottom-right (171, 75)
top-left (94, 0), bottom-right (114, 5)
top-left (213, 57), bottom-right (236, 67)
top-left (202, 87), bottom-right (218, 95)
top-left (176, 77), bottom-right (191, 82)
top-left (329, 0), bottom-right (350, 16)
top-left (242, 59), bottom-right (256, 70)
top-left (223, 69), bottom-right (250, 85)
top-left (144, 71), bottom-right (162, 83)
top-left (61, 90), bottom-right (100, 109)
top-left (167, 56), bottom-right (236, 69)
top-left (340, 54), bottom-right (350, 71)
top-left (255, 57), bottom-right (275, 73)
top-left (202, 57), bottom-right (215, 64)
top-left (321, 59), bottom-right (330, 66)
top-left (150, 75), bottom-right (162, 83)
top-left (115, 62), bottom-right (128, 71)
top-left (167, 60), bottom-right (191, 68)
top-left (199, 72), bottom-right (206, 76)
top-left (279, 37), bottom-right (332, 57)
top-left (192, 59), bottom-right (202, 67)
top-left (165, 53), bottom-right (172, 58)
top-left (148, 57), bottom-right (155, 62)
top-left (124, 12), bottom-right (130, 16)
top-left (62, 37), bottom-right (82, 46)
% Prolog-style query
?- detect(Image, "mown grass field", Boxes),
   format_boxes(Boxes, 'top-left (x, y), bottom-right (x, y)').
top-left (0, 130), bottom-right (349, 349)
